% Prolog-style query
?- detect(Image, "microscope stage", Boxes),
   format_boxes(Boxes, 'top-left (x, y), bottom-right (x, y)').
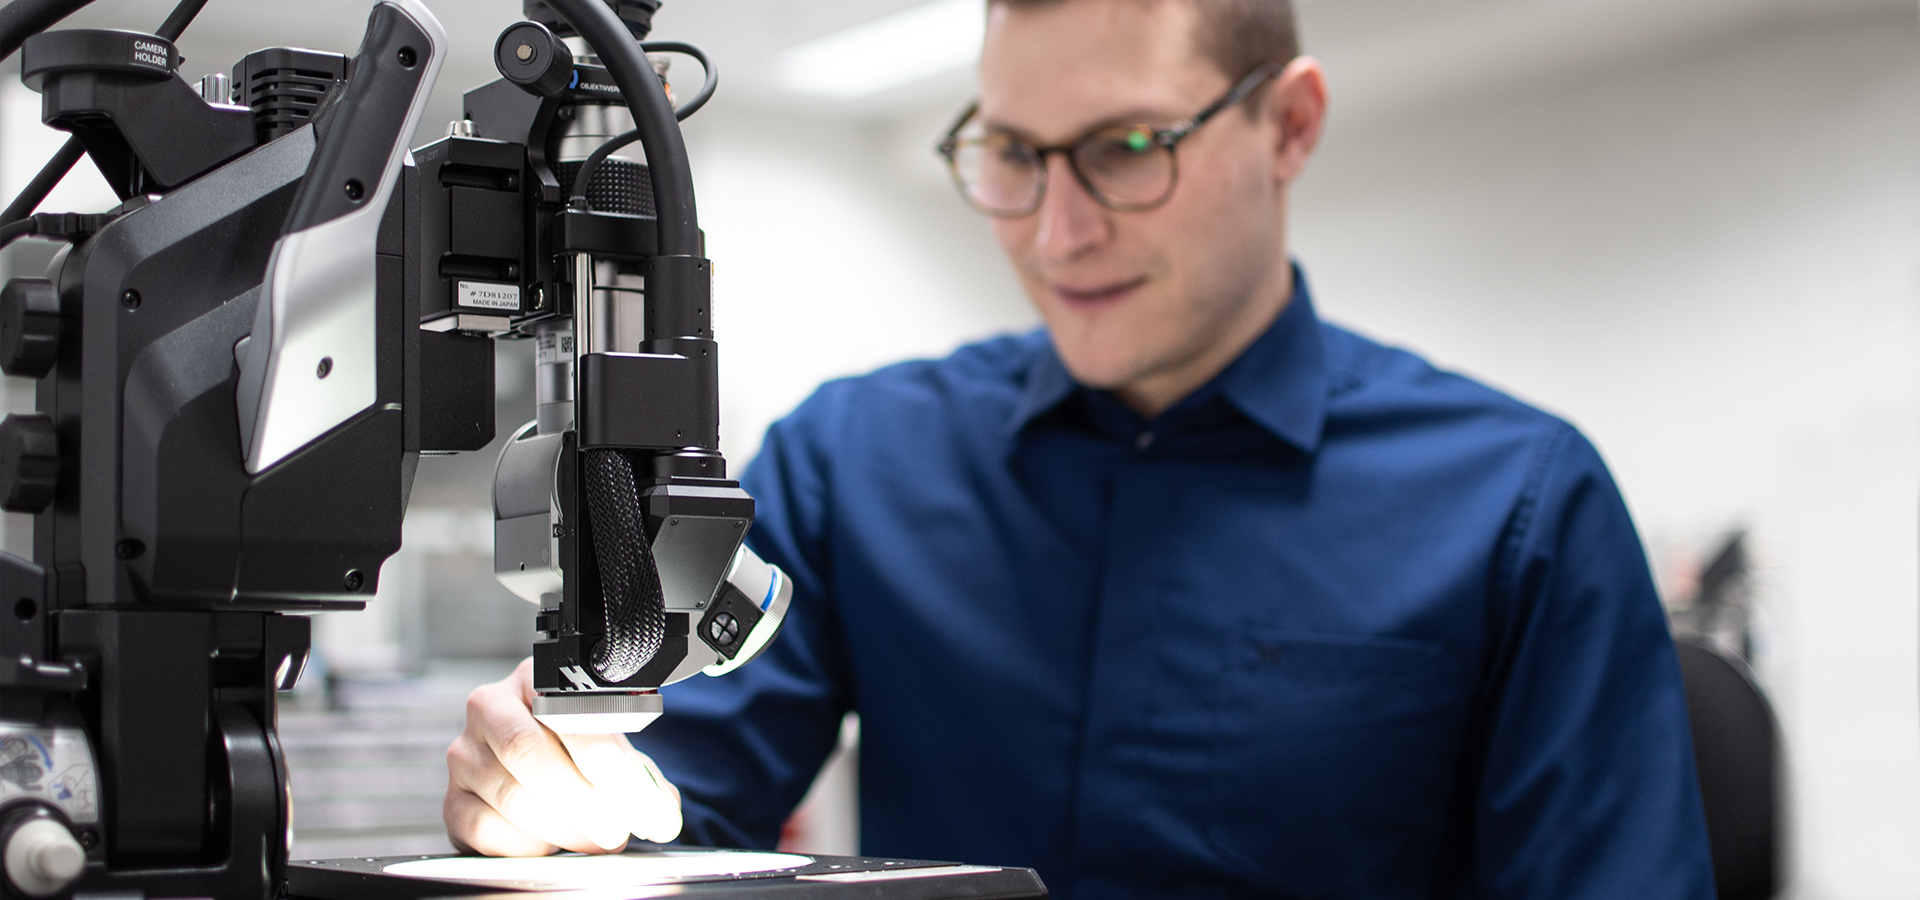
top-left (286, 849), bottom-right (1047, 899)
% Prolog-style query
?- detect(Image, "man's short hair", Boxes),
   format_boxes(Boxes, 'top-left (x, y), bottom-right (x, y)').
top-left (988, 0), bottom-right (1299, 84)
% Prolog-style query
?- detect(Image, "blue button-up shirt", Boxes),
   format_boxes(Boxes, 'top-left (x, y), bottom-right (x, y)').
top-left (634, 267), bottom-right (1714, 899)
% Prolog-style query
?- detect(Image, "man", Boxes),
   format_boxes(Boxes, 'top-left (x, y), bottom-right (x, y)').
top-left (446, 0), bottom-right (1716, 895)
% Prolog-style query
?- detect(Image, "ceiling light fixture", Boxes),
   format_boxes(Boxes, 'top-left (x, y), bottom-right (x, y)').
top-left (775, 0), bottom-right (984, 99)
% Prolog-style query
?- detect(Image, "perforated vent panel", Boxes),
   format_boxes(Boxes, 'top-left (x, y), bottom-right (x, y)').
top-left (234, 48), bottom-right (348, 143)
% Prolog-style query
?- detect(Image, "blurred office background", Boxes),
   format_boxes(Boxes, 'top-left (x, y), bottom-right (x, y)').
top-left (1, 0), bottom-right (1916, 894)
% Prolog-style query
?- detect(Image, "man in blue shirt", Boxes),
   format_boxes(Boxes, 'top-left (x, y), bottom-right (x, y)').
top-left (445, 0), bottom-right (1716, 895)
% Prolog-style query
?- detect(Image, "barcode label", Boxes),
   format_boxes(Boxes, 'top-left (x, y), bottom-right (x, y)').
top-left (536, 331), bottom-right (574, 364)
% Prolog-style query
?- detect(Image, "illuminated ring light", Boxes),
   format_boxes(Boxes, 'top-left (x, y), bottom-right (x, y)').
top-left (383, 851), bottom-right (814, 889)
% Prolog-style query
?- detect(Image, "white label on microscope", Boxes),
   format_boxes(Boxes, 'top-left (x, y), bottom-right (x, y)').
top-left (458, 281), bottom-right (521, 311)
top-left (535, 331), bottom-right (574, 365)
top-left (0, 725), bottom-right (98, 824)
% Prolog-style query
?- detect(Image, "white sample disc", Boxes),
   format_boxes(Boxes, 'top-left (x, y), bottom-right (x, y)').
top-left (383, 851), bottom-right (814, 889)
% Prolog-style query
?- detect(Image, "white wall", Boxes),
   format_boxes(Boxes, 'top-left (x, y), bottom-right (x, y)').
top-left (0, 83), bottom-right (119, 214)
top-left (1291, 3), bottom-right (1920, 896)
top-left (681, 109), bottom-right (1032, 464)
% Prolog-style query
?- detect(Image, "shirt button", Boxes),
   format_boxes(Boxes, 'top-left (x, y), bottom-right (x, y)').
top-left (1135, 431), bottom-right (1154, 450)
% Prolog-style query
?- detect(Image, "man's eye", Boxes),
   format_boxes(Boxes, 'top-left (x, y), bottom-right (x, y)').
top-left (1083, 131), bottom-right (1153, 163)
top-left (985, 140), bottom-right (1036, 167)
top-left (1093, 129), bottom-right (1154, 155)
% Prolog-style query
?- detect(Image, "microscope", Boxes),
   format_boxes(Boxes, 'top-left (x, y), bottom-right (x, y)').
top-left (0, 0), bottom-right (841, 896)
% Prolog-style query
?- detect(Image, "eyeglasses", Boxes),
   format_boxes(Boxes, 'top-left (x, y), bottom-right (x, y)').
top-left (936, 63), bottom-right (1283, 218)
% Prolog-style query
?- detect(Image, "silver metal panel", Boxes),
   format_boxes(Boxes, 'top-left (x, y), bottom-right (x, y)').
top-left (661, 640), bottom-right (720, 685)
top-left (555, 101), bottom-right (644, 164)
top-left (703, 547), bottom-right (792, 678)
top-left (592, 259), bottom-right (646, 354)
top-left (649, 516), bottom-right (743, 611)
top-left (495, 513), bottom-right (561, 604)
top-left (532, 691), bottom-right (662, 735)
top-left (241, 0), bottom-right (447, 474)
top-left (492, 422), bottom-right (563, 518)
top-left (242, 205), bottom-right (386, 472)
top-left (493, 421), bottom-right (566, 604)
top-left (533, 324), bottom-right (574, 435)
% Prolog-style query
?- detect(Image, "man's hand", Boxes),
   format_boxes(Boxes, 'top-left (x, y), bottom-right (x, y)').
top-left (445, 657), bottom-right (683, 855)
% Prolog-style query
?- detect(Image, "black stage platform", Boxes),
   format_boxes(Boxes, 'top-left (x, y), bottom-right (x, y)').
top-left (287, 848), bottom-right (1048, 899)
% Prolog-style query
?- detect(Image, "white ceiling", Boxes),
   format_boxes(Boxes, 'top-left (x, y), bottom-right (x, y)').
top-left (15, 0), bottom-right (1909, 132)
top-left (1298, 0), bottom-right (1909, 129)
top-left (32, 0), bottom-right (954, 128)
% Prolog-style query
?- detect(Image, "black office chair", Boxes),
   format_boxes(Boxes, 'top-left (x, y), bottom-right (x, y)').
top-left (1676, 637), bottom-right (1781, 900)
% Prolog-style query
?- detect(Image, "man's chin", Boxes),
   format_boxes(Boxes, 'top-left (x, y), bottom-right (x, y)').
top-left (1037, 310), bottom-right (1164, 393)
top-left (1050, 350), bottom-right (1139, 394)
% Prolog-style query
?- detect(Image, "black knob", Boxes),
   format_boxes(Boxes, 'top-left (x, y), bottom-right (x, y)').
top-left (0, 279), bottom-right (60, 379)
top-left (0, 415), bottom-right (58, 514)
top-left (495, 21), bottom-right (573, 98)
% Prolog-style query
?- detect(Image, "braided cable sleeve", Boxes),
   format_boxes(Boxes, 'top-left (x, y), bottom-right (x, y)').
top-left (583, 448), bottom-right (665, 682)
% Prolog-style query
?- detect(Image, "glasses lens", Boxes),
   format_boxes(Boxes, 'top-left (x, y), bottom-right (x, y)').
top-left (950, 134), bottom-right (1042, 215)
top-left (1074, 127), bottom-right (1174, 209)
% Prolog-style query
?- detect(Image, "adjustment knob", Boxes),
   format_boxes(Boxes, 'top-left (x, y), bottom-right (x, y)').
top-left (0, 278), bottom-right (61, 379)
top-left (0, 414), bottom-right (59, 514)
top-left (3, 818), bottom-right (84, 898)
top-left (495, 20), bottom-right (573, 98)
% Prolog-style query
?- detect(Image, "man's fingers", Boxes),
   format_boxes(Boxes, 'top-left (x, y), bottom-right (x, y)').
top-left (480, 777), bottom-right (621, 853)
top-left (511, 656), bottom-right (538, 704)
top-left (444, 658), bottom-right (681, 854)
top-left (494, 657), bottom-right (676, 844)
top-left (557, 733), bottom-right (684, 844)
top-left (464, 681), bottom-right (633, 849)
top-left (447, 731), bottom-right (624, 854)
top-left (444, 787), bottom-right (555, 858)
top-left (630, 746), bottom-right (685, 843)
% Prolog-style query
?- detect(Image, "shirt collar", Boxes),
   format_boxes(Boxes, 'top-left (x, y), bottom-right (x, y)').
top-left (1005, 338), bottom-right (1079, 438)
top-left (1005, 262), bottom-right (1329, 453)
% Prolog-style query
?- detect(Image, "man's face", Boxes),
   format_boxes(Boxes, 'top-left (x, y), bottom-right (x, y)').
top-left (978, 0), bottom-right (1311, 412)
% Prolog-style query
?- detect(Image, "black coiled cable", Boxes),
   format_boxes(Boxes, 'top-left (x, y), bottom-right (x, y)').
top-left (582, 448), bottom-right (664, 682)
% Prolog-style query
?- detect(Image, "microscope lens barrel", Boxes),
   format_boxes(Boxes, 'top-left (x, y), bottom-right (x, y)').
top-left (533, 320), bottom-right (573, 435)
top-left (555, 82), bottom-right (653, 356)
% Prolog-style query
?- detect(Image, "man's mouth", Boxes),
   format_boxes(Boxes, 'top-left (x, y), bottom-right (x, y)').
top-left (1051, 276), bottom-right (1147, 307)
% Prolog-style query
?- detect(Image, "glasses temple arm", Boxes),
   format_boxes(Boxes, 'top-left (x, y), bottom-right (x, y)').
top-left (937, 101), bottom-right (981, 153)
top-left (1170, 61), bottom-right (1287, 143)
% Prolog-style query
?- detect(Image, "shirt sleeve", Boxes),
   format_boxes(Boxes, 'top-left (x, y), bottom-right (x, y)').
top-left (627, 388), bottom-right (854, 849)
top-left (1472, 425), bottom-right (1716, 898)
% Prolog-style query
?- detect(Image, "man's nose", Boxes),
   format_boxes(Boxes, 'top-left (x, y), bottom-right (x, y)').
top-left (1034, 153), bottom-right (1110, 261)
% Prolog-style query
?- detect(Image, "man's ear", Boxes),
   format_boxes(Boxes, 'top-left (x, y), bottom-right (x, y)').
top-left (1265, 56), bottom-right (1328, 183)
